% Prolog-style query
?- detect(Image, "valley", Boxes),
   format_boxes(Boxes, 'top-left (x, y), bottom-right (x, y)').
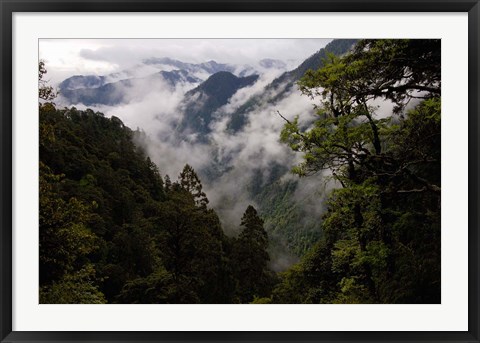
top-left (54, 39), bottom-right (357, 268)
top-left (39, 38), bottom-right (441, 304)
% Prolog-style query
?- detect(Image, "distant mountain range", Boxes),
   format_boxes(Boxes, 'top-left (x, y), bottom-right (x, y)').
top-left (143, 57), bottom-right (257, 77)
top-left (59, 70), bottom-right (203, 106)
top-left (58, 56), bottom-right (291, 106)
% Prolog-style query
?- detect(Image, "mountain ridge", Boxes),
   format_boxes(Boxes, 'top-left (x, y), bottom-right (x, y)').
top-left (59, 69), bottom-right (202, 106)
top-left (177, 71), bottom-right (260, 138)
top-left (226, 39), bottom-right (358, 132)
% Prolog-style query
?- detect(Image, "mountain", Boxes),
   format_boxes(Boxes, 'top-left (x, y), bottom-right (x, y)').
top-left (58, 58), bottom-right (261, 107)
top-left (143, 57), bottom-right (255, 77)
top-left (226, 39), bottom-right (358, 132)
top-left (158, 69), bottom-right (202, 85)
top-left (59, 70), bottom-right (201, 106)
top-left (59, 75), bottom-right (107, 91)
top-left (58, 64), bottom-right (162, 91)
top-left (177, 71), bottom-right (259, 137)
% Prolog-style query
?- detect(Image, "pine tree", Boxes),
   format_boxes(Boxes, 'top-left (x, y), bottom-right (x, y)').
top-left (178, 164), bottom-right (209, 208)
top-left (233, 205), bottom-right (274, 303)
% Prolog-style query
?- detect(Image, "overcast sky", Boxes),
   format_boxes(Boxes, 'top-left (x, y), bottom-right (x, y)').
top-left (39, 38), bottom-right (332, 84)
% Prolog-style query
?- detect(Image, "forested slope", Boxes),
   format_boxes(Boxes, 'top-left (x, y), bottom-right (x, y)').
top-left (39, 76), bottom-right (276, 303)
top-left (272, 39), bottom-right (441, 303)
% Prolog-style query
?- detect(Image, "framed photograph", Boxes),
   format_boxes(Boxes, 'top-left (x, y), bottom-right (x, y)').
top-left (1, 1), bottom-right (479, 342)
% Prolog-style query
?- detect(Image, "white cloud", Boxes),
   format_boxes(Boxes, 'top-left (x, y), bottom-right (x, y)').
top-left (39, 38), bottom-right (332, 84)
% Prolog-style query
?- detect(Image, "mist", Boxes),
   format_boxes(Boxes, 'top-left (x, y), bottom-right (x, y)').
top-left (45, 38), bottom-right (339, 270)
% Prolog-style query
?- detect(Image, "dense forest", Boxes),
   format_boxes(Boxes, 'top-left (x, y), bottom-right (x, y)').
top-left (39, 39), bottom-right (440, 304)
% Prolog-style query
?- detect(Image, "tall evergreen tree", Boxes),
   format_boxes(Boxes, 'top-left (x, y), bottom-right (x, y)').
top-left (178, 164), bottom-right (209, 208)
top-left (148, 169), bottom-right (233, 303)
top-left (233, 205), bottom-right (275, 303)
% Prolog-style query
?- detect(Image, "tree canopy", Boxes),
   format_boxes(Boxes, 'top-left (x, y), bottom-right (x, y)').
top-left (276, 39), bottom-right (441, 303)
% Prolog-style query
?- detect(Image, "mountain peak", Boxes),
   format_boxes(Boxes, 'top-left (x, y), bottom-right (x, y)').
top-left (158, 69), bottom-right (202, 84)
top-left (188, 71), bottom-right (258, 98)
top-left (143, 57), bottom-right (243, 76)
top-left (178, 71), bottom-right (260, 138)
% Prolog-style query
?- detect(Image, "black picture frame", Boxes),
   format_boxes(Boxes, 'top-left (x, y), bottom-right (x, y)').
top-left (1, 1), bottom-right (479, 342)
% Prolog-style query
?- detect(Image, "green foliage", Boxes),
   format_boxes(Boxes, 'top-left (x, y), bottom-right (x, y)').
top-left (276, 39), bottom-right (441, 304)
top-left (255, 179), bottom-right (321, 257)
top-left (232, 206), bottom-right (277, 303)
top-left (40, 264), bottom-right (106, 304)
top-left (178, 164), bottom-right (209, 208)
top-left (39, 60), bottom-right (57, 103)
top-left (272, 238), bottom-right (338, 304)
top-left (298, 39), bottom-right (440, 114)
top-left (151, 184), bottom-right (233, 303)
top-left (250, 296), bottom-right (272, 304)
top-left (39, 100), bottom-right (255, 303)
top-left (39, 66), bottom-right (275, 303)
top-left (116, 267), bottom-right (175, 304)
top-left (39, 161), bottom-right (100, 285)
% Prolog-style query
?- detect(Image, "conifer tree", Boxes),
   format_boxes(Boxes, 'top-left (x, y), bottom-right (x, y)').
top-left (178, 164), bottom-right (209, 208)
top-left (233, 205), bottom-right (274, 303)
